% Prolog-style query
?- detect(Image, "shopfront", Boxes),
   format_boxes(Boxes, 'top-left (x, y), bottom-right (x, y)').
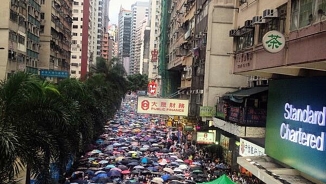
top-left (238, 77), bottom-right (326, 184)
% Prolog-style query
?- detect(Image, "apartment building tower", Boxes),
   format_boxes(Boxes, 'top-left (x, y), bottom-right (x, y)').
top-left (129, 1), bottom-right (149, 75)
top-left (118, 7), bottom-right (132, 75)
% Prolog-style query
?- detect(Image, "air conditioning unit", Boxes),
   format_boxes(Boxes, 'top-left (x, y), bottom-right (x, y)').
top-left (229, 29), bottom-right (238, 37)
top-left (183, 67), bottom-right (188, 72)
top-left (195, 90), bottom-right (199, 94)
top-left (195, 34), bottom-right (201, 39)
top-left (263, 9), bottom-right (278, 18)
top-left (244, 20), bottom-right (253, 27)
top-left (199, 90), bottom-right (204, 94)
top-left (252, 16), bottom-right (265, 24)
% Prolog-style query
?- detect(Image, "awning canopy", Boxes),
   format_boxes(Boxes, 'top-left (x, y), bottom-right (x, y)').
top-left (237, 156), bottom-right (315, 184)
top-left (224, 87), bottom-right (268, 98)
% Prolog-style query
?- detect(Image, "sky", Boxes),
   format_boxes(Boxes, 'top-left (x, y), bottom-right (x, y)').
top-left (109, 0), bottom-right (136, 25)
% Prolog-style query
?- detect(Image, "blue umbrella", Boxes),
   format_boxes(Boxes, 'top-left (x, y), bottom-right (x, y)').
top-left (162, 174), bottom-right (170, 181)
top-left (141, 157), bottom-right (148, 164)
top-left (108, 169), bottom-right (121, 177)
top-left (105, 164), bottom-right (116, 169)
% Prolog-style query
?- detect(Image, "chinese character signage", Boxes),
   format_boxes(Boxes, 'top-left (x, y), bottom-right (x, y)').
top-left (239, 138), bottom-right (265, 157)
top-left (148, 80), bottom-right (157, 95)
top-left (262, 30), bottom-right (285, 53)
top-left (199, 106), bottom-right (215, 117)
top-left (137, 97), bottom-right (189, 116)
top-left (40, 69), bottom-right (69, 78)
top-left (151, 49), bottom-right (158, 62)
top-left (266, 77), bottom-right (326, 183)
top-left (196, 132), bottom-right (214, 144)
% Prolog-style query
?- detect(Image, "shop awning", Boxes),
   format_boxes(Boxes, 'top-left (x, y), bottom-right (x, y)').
top-left (237, 156), bottom-right (315, 184)
top-left (224, 87), bottom-right (268, 98)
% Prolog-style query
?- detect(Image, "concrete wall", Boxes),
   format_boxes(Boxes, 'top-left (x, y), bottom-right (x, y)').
top-left (203, 2), bottom-right (248, 107)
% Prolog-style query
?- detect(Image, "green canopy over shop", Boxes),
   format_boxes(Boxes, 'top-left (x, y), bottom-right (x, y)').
top-left (197, 174), bottom-right (235, 184)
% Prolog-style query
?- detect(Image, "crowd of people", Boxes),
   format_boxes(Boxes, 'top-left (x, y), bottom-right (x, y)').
top-left (64, 95), bottom-right (263, 184)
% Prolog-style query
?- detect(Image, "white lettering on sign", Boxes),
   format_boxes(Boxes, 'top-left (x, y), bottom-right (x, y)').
top-left (280, 103), bottom-right (326, 151)
top-left (284, 103), bottom-right (326, 126)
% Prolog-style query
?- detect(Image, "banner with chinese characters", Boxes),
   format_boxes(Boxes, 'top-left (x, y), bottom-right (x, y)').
top-left (239, 138), bottom-right (265, 157)
top-left (137, 97), bottom-right (189, 116)
top-left (199, 106), bottom-right (215, 117)
top-left (196, 132), bottom-right (215, 144)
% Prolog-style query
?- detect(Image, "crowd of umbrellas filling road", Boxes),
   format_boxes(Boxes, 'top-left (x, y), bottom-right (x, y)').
top-left (66, 96), bottom-right (234, 184)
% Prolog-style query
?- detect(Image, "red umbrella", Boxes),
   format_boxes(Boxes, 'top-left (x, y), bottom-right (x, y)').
top-left (121, 170), bottom-right (130, 174)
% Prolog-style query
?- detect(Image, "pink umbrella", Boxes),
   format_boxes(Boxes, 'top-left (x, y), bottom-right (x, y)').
top-left (111, 167), bottom-right (122, 172)
top-left (121, 170), bottom-right (130, 174)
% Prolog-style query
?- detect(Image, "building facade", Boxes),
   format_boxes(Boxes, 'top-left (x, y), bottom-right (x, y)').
top-left (134, 18), bottom-right (148, 74)
top-left (129, 1), bottom-right (149, 75)
top-left (70, 0), bottom-right (100, 79)
top-left (39, 0), bottom-right (72, 81)
top-left (118, 7), bottom-right (132, 74)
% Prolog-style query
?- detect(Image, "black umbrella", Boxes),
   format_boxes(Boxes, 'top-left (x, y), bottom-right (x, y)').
top-left (161, 148), bottom-right (169, 153)
top-left (127, 162), bottom-right (139, 166)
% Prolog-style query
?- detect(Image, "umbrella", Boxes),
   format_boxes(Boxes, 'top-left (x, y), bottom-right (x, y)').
top-left (163, 168), bottom-right (174, 174)
top-left (179, 164), bottom-right (188, 170)
top-left (108, 169), bottom-right (121, 177)
top-left (141, 157), bottom-right (148, 164)
top-left (105, 164), bottom-right (115, 169)
top-left (192, 170), bottom-right (203, 173)
top-left (168, 175), bottom-right (181, 180)
top-left (111, 167), bottom-right (122, 172)
top-left (121, 170), bottom-right (131, 174)
top-left (134, 165), bottom-right (145, 169)
top-left (98, 160), bottom-right (109, 164)
top-left (117, 165), bottom-right (129, 170)
top-left (161, 174), bottom-right (170, 181)
top-left (94, 170), bottom-right (106, 175)
top-left (127, 162), bottom-right (139, 166)
top-left (175, 159), bottom-right (184, 163)
top-left (173, 168), bottom-right (183, 173)
top-left (96, 139), bottom-right (104, 145)
top-left (192, 162), bottom-right (201, 165)
top-left (152, 177), bottom-right (164, 183)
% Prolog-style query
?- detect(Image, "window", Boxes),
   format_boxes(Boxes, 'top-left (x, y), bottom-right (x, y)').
top-left (41, 0), bottom-right (45, 4)
top-left (72, 55), bottom-right (77, 59)
top-left (40, 13), bottom-right (45, 19)
top-left (71, 70), bottom-right (76, 74)
top-left (71, 62), bottom-right (78, 66)
top-left (18, 35), bottom-right (25, 44)
top-left (73, 9), bottom-right (78, 13)
top-left (73, 25), bottom-right (78, 29)
top-left (291, 0), bottom-right (326, 30)
top-left (258, 4), bottom-right (286, 43)
top-left (72, 40), bottom-right (77, 44)
top-left (80, 25), bottom-right (82, 28)
top-left (72, 32), bottom-right (77, 36)
top-left (73, 17), bottom-right (78, 21)
top-left (235, 30), bottom-right (254, 51)
top-left (73, 1), bottom-right (79, 5)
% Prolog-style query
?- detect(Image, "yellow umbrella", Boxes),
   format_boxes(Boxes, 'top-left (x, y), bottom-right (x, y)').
top-left (115, 156), bottom-right (125, 162)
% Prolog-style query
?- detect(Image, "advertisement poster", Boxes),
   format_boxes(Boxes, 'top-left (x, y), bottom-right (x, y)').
top-left (137, 97), bottom-right (189, 116)
top-left (239, 138), bottom-right (265, 157)
top-left (220, 134), bottom-right (230, 149)
top-left (266, 77), bottom-right (326, 183)
top-left (196, 132), bottom-right (214, 144)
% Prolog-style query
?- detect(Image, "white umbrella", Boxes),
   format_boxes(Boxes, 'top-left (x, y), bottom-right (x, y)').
top-left (134, 165), bottom-right (145, 169)
top-left (173, 168), bottom-right (183, 173)
top-left (163, 167), bottom-right (174, 174)
top-left (152, 177), bottom-right (164, 183)
top-left (98, 160), bottom-right (109, 164)
top-left (179, 164), bottom-right (188, 170)
top-left (175, 159), bottom-right (184, 163)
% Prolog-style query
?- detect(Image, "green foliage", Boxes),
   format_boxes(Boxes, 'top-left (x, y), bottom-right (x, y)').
top-left (0, 57), bottom-right (127, 184)
top-left (127, 73), bottom-right (148, 92)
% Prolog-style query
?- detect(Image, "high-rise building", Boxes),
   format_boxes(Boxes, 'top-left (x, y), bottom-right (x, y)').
top-left (0, 0), bottom-right (29, 79)
top-left (134, 18), bottom-right (149, 74)
top-left (129, 1), bottom-right (149, 75)
top-left (70, 0), bottom-right (99, 79)
top-left (118, 7), bottom-right (132, 75)
top-left (39, 0), bottom-right (72, 81)
top-left (148, 0), bottom-right (161, 80)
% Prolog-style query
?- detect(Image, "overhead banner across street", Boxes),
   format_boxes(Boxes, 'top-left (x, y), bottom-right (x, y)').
top-left (137, 97), bottom-right (189, 116)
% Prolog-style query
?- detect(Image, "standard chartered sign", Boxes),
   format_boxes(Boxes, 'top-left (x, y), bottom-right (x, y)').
top-left (279, 103), bottom-right (325, 151)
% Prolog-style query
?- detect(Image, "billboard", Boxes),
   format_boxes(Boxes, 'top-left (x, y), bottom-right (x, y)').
top-left (266, 77), bottom-right (326, 183)
top-left (239, 138), bottom-right (264, 157)
top-left (196, 132), bottom-right (215, 144)
top-left (199, 106), bottom-right (215, 117)
top-left (137, 97), bottom-right (189, 116)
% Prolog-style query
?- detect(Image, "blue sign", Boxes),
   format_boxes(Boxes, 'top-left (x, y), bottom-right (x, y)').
top-left (40, 69), bottom-right (69, 78)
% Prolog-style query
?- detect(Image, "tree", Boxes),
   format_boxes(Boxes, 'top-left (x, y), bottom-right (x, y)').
top-left (127, 73), bottom-right (148, 92)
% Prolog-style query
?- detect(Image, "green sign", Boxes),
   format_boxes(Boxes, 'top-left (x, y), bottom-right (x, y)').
top-left (200, 106), bottom-right (215, 117)
top-left (262, 30), bottom-right (285, 53)
top-left (266, 77), bottom-right (326, 183)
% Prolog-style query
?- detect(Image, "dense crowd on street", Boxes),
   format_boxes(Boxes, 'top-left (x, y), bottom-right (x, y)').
top-left (64, 95), bottom-right (263, 184)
